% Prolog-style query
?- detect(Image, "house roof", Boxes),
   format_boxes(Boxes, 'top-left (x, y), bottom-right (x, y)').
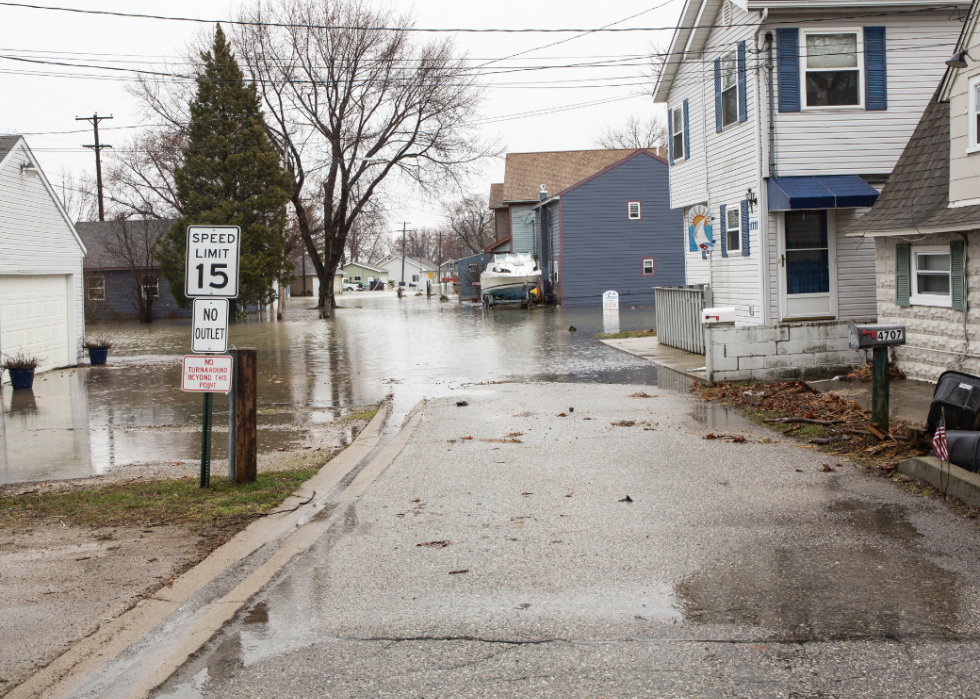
top-left (379, 254), bottom-right (437, 271)
top-left (500, 149), bottom-right (638, 203)
top-left (489, 183), bottom-right (504, 209)
top-left (343, 261), bottom-right (386, 274)
top-left (76, 219), bottom-right (174, 269)
top-left (844, 88), bottom-right (980, 237)
top-left (0, 135), bottom-right (21, 163)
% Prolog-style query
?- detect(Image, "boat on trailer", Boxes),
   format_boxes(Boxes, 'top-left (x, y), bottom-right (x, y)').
top-left (479, 253), bottom-right (541, 307)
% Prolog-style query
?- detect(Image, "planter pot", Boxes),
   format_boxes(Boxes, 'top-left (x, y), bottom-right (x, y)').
top-left (87, 347), bottom-right (109, 365)
top-left (7, 368), bottom-right (35, 390)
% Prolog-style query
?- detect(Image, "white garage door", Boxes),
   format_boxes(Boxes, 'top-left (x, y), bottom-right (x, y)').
top-left (0, 275), bottom-right (71, 371)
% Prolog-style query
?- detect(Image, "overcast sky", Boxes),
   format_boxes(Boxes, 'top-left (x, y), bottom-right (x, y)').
top-left (0, 0), bottom-right (682, 231)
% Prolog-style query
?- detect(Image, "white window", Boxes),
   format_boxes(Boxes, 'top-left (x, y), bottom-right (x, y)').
top-left (726, 206), bottom-right (741, 252)
top-left (141, 276), bottom-right (160, 300)
top-left (969, 76), bottom-right (980, 154)
top-left (88, 274), bottom-right (105, 301)
top-left (721, 52), bottom-right (739, 126)
top-left (802, 30), bottom-right (863, 108)
top-left (910, 245), bottom-right (952, 307)
top-left (628, 201), bottom-right (641, 220)
top-left (642, 258), bottom-right (656, 276)
top-left (672, 106), bottom-right (684, 160)
top-left (412, 274), bottom-right (420, 282)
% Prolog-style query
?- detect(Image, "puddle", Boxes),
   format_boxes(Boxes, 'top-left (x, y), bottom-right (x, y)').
top-left (3, 298), bottom-right (673, 483)
top-left (676, 499), bottom-right (961, 641)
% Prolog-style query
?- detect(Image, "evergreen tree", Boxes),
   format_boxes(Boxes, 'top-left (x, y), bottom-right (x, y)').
top-left (157, 25), bottom-right (292, 310)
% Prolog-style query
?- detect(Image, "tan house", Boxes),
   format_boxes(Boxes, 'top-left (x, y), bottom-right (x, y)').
top-left (847, 0), bottom-right (980, 381)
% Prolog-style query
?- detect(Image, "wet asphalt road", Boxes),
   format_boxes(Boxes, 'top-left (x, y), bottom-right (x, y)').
top-left (153, 382), bottom-right (980, 698)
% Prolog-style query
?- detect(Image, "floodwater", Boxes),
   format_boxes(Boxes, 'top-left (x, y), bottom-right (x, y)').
top-left (0, 293), bottom-right (680, 484)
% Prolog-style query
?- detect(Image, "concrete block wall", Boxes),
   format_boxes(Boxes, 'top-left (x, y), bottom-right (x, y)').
top-left (705, 318), bottom-right (873, 382)
top-left (876, 232), bottom-right (980, 383)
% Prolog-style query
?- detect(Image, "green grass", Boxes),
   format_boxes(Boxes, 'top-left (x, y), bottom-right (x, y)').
top-left (594, 330), bottom-right (657, 340)
top-left (343, 406), bottom-right (380, 422)
top-left (0, 467), bottom-right (320, 531)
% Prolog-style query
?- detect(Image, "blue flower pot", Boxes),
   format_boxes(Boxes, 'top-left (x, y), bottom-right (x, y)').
top-left (7, 368), bottom-right (35, 390)
top-left (88, 347), bottom-right (109, 365)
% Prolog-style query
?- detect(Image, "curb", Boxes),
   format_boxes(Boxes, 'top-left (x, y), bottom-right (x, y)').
top-left (8, 399), bottom-right (417, 699)
top-left (898, 455), bottom-right (980, 508)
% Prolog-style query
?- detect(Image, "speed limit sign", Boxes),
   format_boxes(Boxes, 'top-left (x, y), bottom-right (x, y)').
top-left (185, 226), bottom-right (240, 298)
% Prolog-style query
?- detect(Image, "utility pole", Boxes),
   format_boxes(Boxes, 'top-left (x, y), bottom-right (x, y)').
top-left (437, 231), bottom-right (443, 282)
top-left (400, 221), bottom-right (409, 285)
top-left (76, 113), bottom-right (113, 221)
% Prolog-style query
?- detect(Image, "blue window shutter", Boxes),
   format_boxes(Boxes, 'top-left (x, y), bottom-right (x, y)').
top-left (741, 199), bottom-right (750, 256)
top-left (895, 243), bottom-right (910, 307)
top-left (720, 204), bottom-right (728, 257)
top-left (777, 28), bottom-right (800, 113)
top-left (714, 58), bottom-right (723, 133)
top-left (738, 41), bottom-right (748, 122)
top-left (683, 99), bottom-right (691, 159)
top-left (952, 239), bottom-right (966, 311)
top-left (865, 27), bottom-right (887, 111)
top-left (668, 108), bottom-right (675, 165)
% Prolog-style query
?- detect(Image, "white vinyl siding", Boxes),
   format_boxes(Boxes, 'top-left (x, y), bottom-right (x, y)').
top-left (0, 141), bottom-right (84, 370)
top-left (950, 26), bottom-right (980, 204)
top-left (772, 11), bottom-right (958, 176)
top-left (832, 207), bottom-right (878, 320)
top-left (509, 203), bottom-right (537, 255)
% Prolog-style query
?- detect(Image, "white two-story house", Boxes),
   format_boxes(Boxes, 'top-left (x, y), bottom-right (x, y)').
top-left (654, 0), bottom-right (970, 380)
top-left (848, 0), bottom-right (980, 382)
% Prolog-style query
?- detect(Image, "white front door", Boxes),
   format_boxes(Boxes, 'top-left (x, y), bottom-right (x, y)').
top-left (0, 274), bottom-right (73, 373)
top-left (777, 210), bottom-right (838, 321)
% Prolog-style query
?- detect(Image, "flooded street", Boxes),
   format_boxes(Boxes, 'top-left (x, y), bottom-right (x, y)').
top-left (0, 293), bottom-right (677, 484)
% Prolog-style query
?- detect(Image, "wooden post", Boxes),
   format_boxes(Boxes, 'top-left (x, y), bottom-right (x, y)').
top-left (227, 348), bottom-right (236, 480)
top-left (235, 348), bottom-right (257, 483)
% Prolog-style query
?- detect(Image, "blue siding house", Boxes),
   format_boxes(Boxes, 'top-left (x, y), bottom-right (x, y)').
top-left (76, 219), bottom-right (191, 322)
top-left (455, 252), bottom-right (492, 300)
top-left (535, 149), bottom-right (684, 308)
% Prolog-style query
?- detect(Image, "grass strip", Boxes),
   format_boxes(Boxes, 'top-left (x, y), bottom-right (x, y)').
top-left (595, 330), bottom-right (657, 340)
top-left (0, 467), bottom-right (320, 531)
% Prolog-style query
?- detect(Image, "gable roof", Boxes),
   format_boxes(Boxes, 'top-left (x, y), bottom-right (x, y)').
top-left (0, 134), bottom-right (86, 255)
top-left (845, 87), bottom-right (980, 237)
top-left (558, 149), bottom-right (667, 197)
top-left (378, 254), bottom-right (437, 271)
top-left (76, 219), bottom-right (174, 269)
top-left (501, 149), bottom-right (644, 202)
top-left (489, 183), bottom-right (504, 209)
top-left (342, 261), bottom-right (386, 274)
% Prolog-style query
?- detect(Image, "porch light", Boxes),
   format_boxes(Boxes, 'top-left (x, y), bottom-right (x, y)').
top-left (746, 187), bottom-right (758, 212)
top-left (946, 50), bottom-right (970, 69)
top-left (20, 162), bottom-right (38, 178)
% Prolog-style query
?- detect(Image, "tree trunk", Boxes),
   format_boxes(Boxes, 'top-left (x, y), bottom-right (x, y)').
top-left (277, 282), bottom-right (286, 320)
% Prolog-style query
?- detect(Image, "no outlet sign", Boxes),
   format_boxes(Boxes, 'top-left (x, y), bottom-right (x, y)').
top-left (185, 226), bottom-right (241, 298)
top-left (192, 298), bottom-right (229, 353)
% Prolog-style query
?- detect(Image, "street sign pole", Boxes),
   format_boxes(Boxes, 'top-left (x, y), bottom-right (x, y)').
top-left (201, 392), bottom-right (213, 488)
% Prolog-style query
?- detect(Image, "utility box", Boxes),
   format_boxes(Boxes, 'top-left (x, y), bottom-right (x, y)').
top-left (848, 324), bottom-right (906, 350)
top-left (702, 307), bottom-right (735, 324)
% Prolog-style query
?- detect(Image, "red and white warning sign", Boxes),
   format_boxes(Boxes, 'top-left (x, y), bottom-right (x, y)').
top-left (181, 355), bottom-right (233, 393)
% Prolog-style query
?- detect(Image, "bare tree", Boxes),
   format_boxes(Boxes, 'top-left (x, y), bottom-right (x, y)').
top-left (344, 205), bottom-right (388, 265)
top-left (237, 0), bottom-right (495, 318)
top-left (104, 129), bottom-right (186, 219)
top-left (595, 115), bottom-right (668, 150)
top-left (443, 194), bottom-right (494, 256)
top-left (55, 169), bottom-right (99, 223)
top-left (109, 218), bottom-right (167, 323)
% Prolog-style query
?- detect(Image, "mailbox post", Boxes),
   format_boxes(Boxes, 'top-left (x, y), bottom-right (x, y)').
top-left (848, 324), bottom-right (907, 433)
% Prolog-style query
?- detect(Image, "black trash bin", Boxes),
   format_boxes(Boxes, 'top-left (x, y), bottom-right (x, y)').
top-left (946, 430), bottom-right (980, 473)
top-left (926, 371), bottom-right (980, 435)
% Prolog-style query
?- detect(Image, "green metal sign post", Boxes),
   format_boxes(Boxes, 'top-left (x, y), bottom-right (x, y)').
top-left (871, 347), bottom-right (890, 433)
top-left (200, 392), bottom-right (214, 488)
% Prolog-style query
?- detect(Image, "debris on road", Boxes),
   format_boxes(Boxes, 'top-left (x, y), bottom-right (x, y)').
top-left (449, 569), bottom-right (469, 575)
top-left (619, 495), bottom-right (633, 503)
top-left (629, 392), bottom-right (658, 398)
top-left (417, 540), bottom-right (452, 548)
top-left (456, 401), bottom-right (469, 407)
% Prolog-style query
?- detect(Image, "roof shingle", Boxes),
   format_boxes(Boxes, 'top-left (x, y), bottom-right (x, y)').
top-left (500, 149), bottom-right (655, 203)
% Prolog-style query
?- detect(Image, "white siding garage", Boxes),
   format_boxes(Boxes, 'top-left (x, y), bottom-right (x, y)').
top-left (0, 135), bottom-right (86, 380)
top-left (0, 275), bottom-right (73, 370)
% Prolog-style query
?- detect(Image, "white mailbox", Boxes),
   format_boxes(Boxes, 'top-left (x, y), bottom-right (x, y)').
top-left (702, 307), bottom-right (736, 324)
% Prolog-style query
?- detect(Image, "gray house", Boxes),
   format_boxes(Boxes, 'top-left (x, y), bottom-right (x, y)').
top-left (76, 219), bottom-right (190, 322)
top-left (535, 149), bottom-right (684, 307)
top-left (455, 252), bottom-right (492, 300)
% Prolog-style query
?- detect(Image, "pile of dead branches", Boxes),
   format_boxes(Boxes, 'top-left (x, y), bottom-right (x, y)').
top-left (695, 380), bottom-right (928, 463)
top-left (839, 361), bottom-right (907, 382)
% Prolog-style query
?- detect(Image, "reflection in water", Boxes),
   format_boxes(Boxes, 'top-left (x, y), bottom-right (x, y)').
top-left (3, 296), bottom-right (668, 483)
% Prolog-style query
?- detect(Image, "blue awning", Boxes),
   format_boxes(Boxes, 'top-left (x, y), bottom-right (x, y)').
top-left (768, 176), bottom-right (880, 211)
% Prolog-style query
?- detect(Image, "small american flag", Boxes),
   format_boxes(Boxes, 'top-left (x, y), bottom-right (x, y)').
top-left (933, 414), bottom-right (949, 461)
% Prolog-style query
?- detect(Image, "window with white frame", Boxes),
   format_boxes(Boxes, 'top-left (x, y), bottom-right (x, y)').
top-left (672, 106), bottom-right (684, 160)
top-left (803, 31), bottom-right (863, 107)
top-left (721, 51), bottom-right (739, 126)
top-left (642, 258), bottom-right (656, 276)
top-left (628, 201), bottom-right (641, 220)
top-left (910, 246), bottom-right (952, 307)
top-left (726, 206), bottom-right (741, 252)
top-left (88, 274), bottom-right (105, 301)
top-left (970, 76), bottom-right (980, 152)
top-left (141, 276), bottom-right (160, 300)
